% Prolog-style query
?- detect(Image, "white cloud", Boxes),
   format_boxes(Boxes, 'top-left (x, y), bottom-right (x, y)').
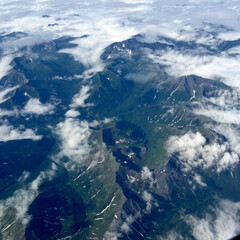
top-left (0, 108), bottom-right (17, 117)
top-left (218, 31), bottom-right (240, 41)
top-left (0, 98), bottom-right (55, 118)
top-left (204, 89), bottom-right (240, 108)
top-left (0, 123), bottom-right (42, 142)
top-left (0, 0), bottom-right (239, 82)
top-left (193, 173), bottom-right (207, 187)
top-left (0, 55), bottom-right (14, 80)
top-left (55, 117), bottom-right (92, 170)
top-left (191, 90), bottom-right (240, 172)
top-left (121, 222), bottom-right (131, 234)
top-left (125, 71), bottom-right (160, 83)
top-left (194, 107), bottom-right (240, 124)
top-left (167, 131), bottom-right (206, 167)
top-left (213, 125), bottom-right (240, 155)
top-left (120, 214), bottom-right (136, 233)
top-left (186, 199), bottom-right (240, 240)
top-left (17, 171), bottom-right (30, 183)
top-left (103, 231), bottom-right (121, 240)
top-left (141, 166), bottom-right (155, 187)
top-left (65, 109), bottom-right (80, 118)
top-left (166, 131), bottom-right (239, 173)
top-left (142, 191), bottom-right (153, 213)
top-left (54, 115), bottom-right (113, 171)
top-left (227, 46), bottom-right (240, 55)
top-left (141, 166), bottom-right (153, 181)
top-left (22, 98), bottom-right (55, 115)
top-left (0, 85), bottom-right (20, 104)
top-left (0, 1), bottom-right (240, 238)
top-left (160, 230), bottom-right (184, 240)
top-left (70, 85), bottom-right (93, 108)
top-left (58, 16), bottom-right (137, 76)
top-left (190, 89), bottom-right (240, 174)
top-left (148, 49), bottom-right (240, 87)
top-left (192, 88), bottom-right (240, 124)
top-left (0, 163), bottom-right (57, 237)
top-left (121, 0), bottom-right (156, 4)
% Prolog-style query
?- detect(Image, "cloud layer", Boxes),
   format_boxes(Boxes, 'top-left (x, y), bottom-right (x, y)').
top-left (0, 0), bottom-right (239, 83)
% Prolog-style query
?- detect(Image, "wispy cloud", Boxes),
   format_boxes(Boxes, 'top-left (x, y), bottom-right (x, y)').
top-left (0, 97), bottom-right (55, 117)
top-left (194, 106), bottom-right (240, 124)
top-left (0, 163), bottom-right (57, 237)
top-left (120, 215), bottom-right (136, 234)
top-left (192, 173), bottom-right (207, 187)
top-left (162, 199), bottom-right (240, 240)
top-left (159, 230), bottom-right (184, 240)
top-left (120, 213), bottom-right (141, 234)
top-left (0, 55), bottom-right (14, 80)
top-left (192, 88), bottom-right (240, 124)
top-left (103, 230), bottom-right (121, 240)
top-left (141, 166), bottom-right (155, 187)
top-left (142, 191), bottom-right (153, 213)
top-left (0, 85), bottom-right (20, 104)
top-left (186, 199), bottom-right (240, 240)
top-left (0, 123), bottom-right (42, 142)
